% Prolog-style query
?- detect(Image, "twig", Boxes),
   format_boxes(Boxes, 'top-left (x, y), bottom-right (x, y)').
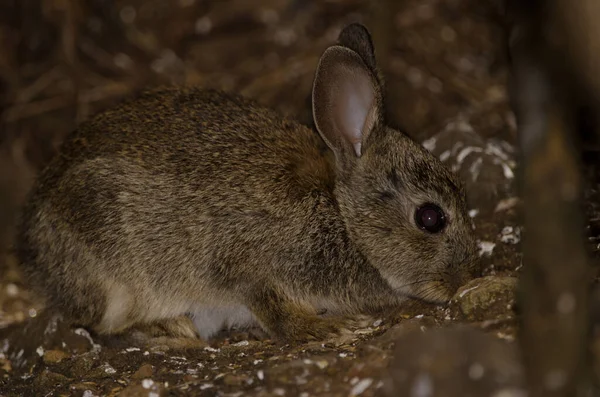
top-left (2, 82), bottom-right (133, 122)
top-left (15, 66), bottom-right (62, 104)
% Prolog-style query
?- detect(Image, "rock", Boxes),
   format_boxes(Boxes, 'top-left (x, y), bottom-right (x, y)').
top-left (43, 349), bottom-right (71, 364)
top-left (69, 354), bottom-right (96, 378)
top-left (131, 363), bottom-right (154, 379)
top-left (450, 276), bottom-right (518, 321)
top-left (382, 325), bottom-right (524, 397)
top-left (35, 369), bottom-right (72, 389)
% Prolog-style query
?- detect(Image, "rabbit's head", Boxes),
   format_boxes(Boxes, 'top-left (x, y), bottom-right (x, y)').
top-left (313, 24), bottom-right (479, 303)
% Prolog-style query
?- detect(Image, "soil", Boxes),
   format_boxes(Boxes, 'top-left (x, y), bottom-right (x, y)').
top-left (0, 0), bottom-right (597, 396)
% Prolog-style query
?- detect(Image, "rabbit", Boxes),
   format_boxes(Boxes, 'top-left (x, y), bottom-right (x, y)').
top-left (16, 23), bottom-right (479, 345)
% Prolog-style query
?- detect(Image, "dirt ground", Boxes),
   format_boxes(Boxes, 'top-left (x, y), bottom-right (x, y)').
top-left (0, 0), bottom-right (597, 396)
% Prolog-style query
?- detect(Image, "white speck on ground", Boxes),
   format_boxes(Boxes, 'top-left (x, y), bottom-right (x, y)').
top-left (499, 161), bottom-right (515, 179)
top-left (485, 140), bottom-right (513, 161)
top-left (102, 363), bottom-right (117, 374)
top-left (35, 346), bottom-right (44, 357)
top-left (204, 346), bottom-right (220, 352)
top-left (468, 209), bottom-right (479, 218)
top-left (495, 197), bottom-right (520, 212)
top-left (456, 146), bottom-right (483, 165)
top-left (124, 347), bottom-right (141, 353)
top-left (257, 370), bottom-right (265, 380)
top-left (478, 241), bottom-right (496, 257)
top-left (350, 378), bottom-right (373, 396)
top-left (233, 340), bottom-right (249, 347)
top-left (469, 157), bottom-right (483, 181)
top-left (75, 328), bottom-right (101, 352)
top-left (142, 379), bottom-right (154, 389)
top-left (500, 226), bottom-right (521, 244)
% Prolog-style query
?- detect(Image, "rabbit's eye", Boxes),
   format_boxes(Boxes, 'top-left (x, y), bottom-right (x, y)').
top-left (415, 204), bottom-right (446, 233)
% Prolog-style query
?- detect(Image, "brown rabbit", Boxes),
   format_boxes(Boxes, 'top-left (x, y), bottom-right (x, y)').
top-left (16, 23), bottom-right (479, 344)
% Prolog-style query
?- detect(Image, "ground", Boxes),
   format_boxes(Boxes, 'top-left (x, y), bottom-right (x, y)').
top-left (0, 0), bottom-right (597, 396)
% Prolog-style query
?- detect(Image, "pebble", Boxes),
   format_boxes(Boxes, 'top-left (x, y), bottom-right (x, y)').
top-left (451, 276), bottom-right (518, 321)
top-left (132, 363), bottom-right (154, 379)
top-left (35, 369), bottom-right (71, 389)
top-left (42, 349), bottom-right (70, 364)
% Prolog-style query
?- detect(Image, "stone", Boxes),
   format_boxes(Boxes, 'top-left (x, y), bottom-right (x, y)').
top-left (43, 349), bottom-right (71, 364)
top-left (450, 276), bottom-right (518, 321)
top-left (131, 363), bottom-right (154, 379)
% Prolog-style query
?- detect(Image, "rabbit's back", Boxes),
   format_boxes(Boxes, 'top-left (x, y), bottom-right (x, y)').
top-left (50, 87), bottom-right (328, 195)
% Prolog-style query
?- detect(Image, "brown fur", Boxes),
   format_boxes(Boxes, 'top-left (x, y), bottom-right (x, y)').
top-left (16, 24), bottom-right (479, 344)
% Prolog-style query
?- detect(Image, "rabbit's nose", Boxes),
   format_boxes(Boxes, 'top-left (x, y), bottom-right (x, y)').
top-left (446, 265), bottom-right (481, 293)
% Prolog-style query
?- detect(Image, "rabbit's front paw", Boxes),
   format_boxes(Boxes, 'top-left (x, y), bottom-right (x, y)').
top-left (247, 287), bottom-right (356, 343)
top-left (286, 315), bottom-right (350, 342)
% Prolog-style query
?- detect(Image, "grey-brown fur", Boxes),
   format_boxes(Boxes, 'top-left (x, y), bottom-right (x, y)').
top-left (16, 24), bottom-right (479, 343)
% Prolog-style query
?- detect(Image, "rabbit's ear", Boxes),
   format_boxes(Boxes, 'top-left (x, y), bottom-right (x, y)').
top-left (337, 23), bottom-right (378, 79)
top-left (312, 45), bottom-right (382, 161)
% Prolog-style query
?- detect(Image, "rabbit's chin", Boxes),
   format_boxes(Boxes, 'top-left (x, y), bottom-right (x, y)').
top-left (394, 281), bottom-right (455, 305)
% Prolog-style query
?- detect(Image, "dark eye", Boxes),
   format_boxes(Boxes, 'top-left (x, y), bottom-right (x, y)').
top-left (415, 203), bottom-right (446, 233)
